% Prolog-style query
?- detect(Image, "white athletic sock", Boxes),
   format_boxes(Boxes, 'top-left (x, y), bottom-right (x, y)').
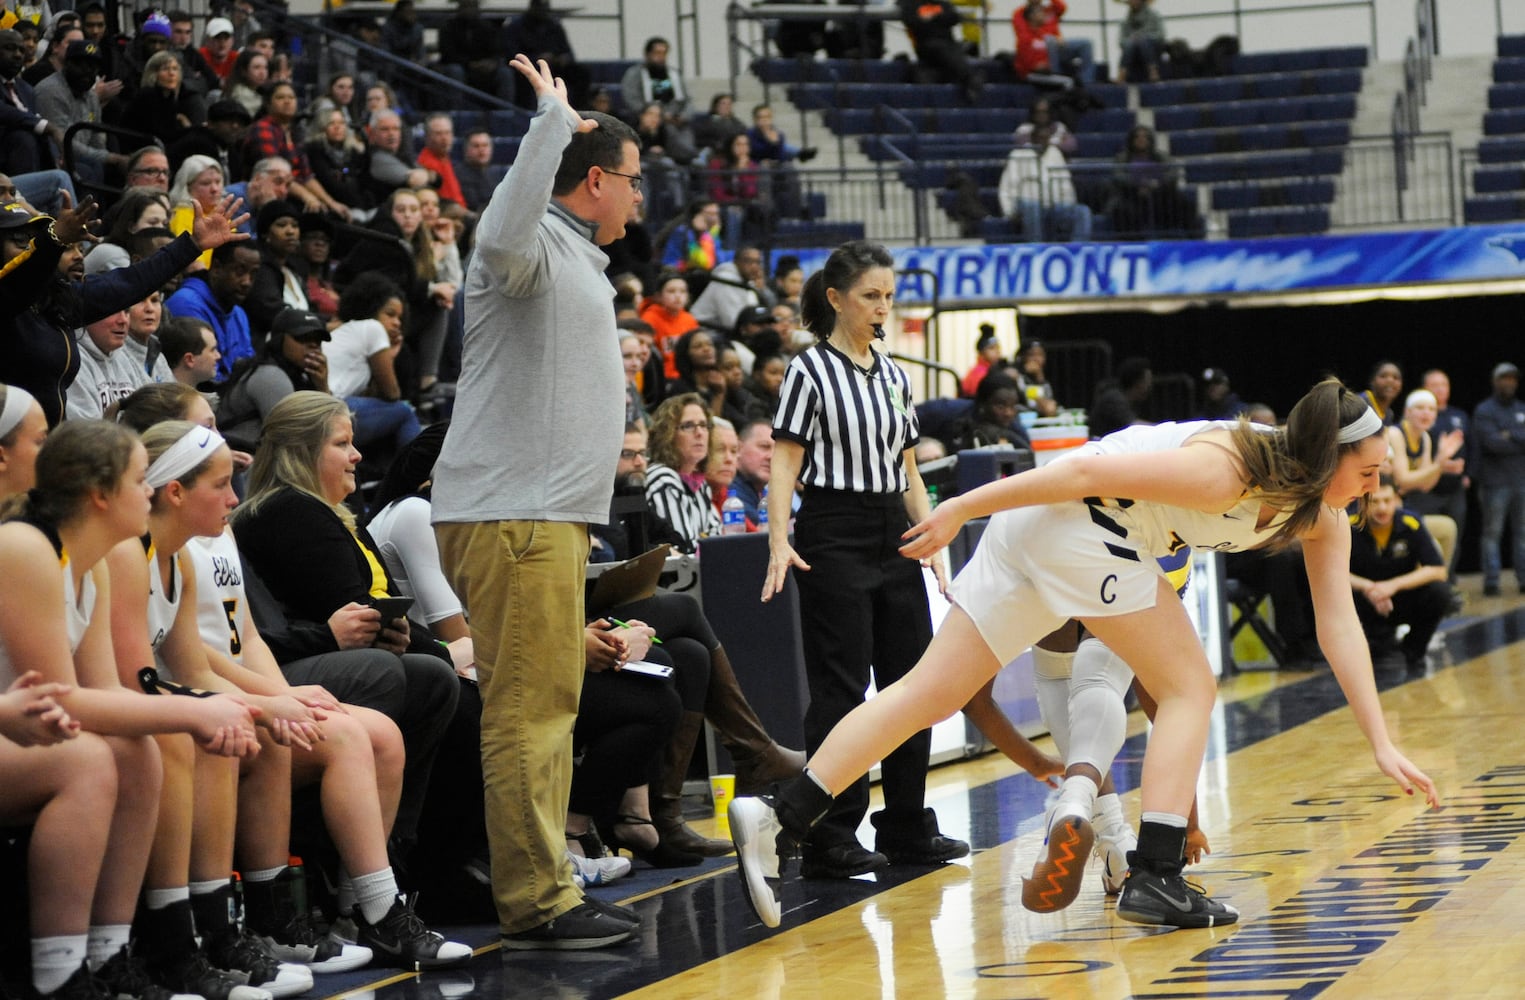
top-left (1049, 774), bottom-right (1099, 832)
top-left (1093, 792), bottom-right (1128, 840)
top-left (32, 934), bottom-right (87, 995)
top-left (243, 865), bottom-right (284, 884)
top-left (352, 867), bottom-right (400, 925)
top-left (85, 924), bottom-right (131, 971)
top-left (336, 871), bottom-right (356, 917)
top-left (1141, 811), bottom-right (1187, 829)
top-left (188, 878), bottom-right (227, 897)
top-left (143, 886), bottom-right (190, 910)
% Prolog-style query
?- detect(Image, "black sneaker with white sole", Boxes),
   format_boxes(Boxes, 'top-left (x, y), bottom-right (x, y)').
top-left (147, 948), bottom-right (274, 1000)
top-left (499, 902), bottom-right (636, 951)
top-left (1116, 866), bottom-right (1239, 928)
top-left (242, 867), bottom-right (373, 973)
top-left (357, 896), bottom-right (474, 968)
top-left (94, 945), bottom-right (197, 1000)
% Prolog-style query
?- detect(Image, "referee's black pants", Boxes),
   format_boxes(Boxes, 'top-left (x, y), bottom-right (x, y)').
top-left (793, 488), bottom-right (936, 851)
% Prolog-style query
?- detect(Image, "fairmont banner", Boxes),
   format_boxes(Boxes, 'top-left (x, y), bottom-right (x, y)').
top-left (791, 224), bottom-right (1525, 304)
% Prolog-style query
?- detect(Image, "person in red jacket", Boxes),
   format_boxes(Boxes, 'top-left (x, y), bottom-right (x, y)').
top-left (1012, 0), bottom-right (1095, 84)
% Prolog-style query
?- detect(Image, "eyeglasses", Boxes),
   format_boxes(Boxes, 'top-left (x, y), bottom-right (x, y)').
top-left (601, 168), bottom-right (643, 193)
top-left (619, 449), bottom-right (648, 461)
top-left (677, 421), bottom-right (708, 433)
top-left (130, 167), bottom-right (171, 178)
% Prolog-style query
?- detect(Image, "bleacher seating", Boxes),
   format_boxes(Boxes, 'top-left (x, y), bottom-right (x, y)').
top-left (1465, 36), bottom-right (1525, 224)
top-left (761, 47), bottom-right (1365, 242)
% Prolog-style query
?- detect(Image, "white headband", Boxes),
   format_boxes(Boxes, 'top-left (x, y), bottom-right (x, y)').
top-left (1404, 389), bottom-right (1437, 411)
top-left (0, 386), bottom-right (38, 440)
top-left (146, 426), bottom-right (226, 489)
top-left (1336, 406), bottom-right (1383, 445)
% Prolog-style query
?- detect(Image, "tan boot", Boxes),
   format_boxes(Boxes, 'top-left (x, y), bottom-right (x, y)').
top-left (705, 646), bottom-right (807, 796)
top-left (652, 710), bottom-right (734, 857)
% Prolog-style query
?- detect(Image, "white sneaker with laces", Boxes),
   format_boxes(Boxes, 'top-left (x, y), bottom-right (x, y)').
top-left (568, 850), bottom-right (631, 889)
top-left (1097, 827), bottom-right (1136, 895)
top-left (729, 796), bottom-right (785, 928)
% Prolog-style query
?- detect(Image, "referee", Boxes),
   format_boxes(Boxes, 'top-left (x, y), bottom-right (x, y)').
top-left (762, 241), bottom-right (969, 877)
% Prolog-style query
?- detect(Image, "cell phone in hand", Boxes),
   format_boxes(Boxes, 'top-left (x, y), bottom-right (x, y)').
top-left (369, 596), bottom-right (415, 623)
top-left (620, 660), bottom-right (674, 679)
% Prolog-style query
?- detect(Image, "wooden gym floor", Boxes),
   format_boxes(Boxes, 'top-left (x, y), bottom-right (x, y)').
top-left (327, 578), bottom-right (1525, 1000)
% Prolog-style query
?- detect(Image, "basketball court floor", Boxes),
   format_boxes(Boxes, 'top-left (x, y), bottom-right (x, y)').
top-left (326, 581), bottom-right (1525, 1000)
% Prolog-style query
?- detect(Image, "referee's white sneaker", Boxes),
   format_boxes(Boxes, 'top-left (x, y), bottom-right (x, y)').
top-left (729, 796), bottom-right (785, 928)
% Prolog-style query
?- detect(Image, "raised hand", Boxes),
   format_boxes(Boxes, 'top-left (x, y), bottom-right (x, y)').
top-left (53, 193), bottom-right (100, 246)
top-left (190, 193), bottom-right (252, 251)
top-left (509, 53), bottom-right (598, 133)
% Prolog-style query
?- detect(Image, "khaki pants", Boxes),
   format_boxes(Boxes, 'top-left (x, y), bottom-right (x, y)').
top-left (435, 519), bottom-right (589, 934)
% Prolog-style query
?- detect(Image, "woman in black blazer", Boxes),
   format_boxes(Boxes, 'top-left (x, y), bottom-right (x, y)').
top-left (230, 391), bottom-right (475, 895)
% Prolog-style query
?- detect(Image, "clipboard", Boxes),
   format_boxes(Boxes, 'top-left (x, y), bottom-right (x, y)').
top-left (587, 544), bottom-right (671, 617)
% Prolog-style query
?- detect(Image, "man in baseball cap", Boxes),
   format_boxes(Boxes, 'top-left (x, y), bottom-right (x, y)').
top-left (33, 39), bottom-right (129, 181)
top-left (200, 16), bottom-right (236, 83)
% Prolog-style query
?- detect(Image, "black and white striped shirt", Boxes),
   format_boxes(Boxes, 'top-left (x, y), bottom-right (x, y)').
top-left (773, 341), bottom-right (920, 494)
top-left (644, 463), bottom-right (721, 552)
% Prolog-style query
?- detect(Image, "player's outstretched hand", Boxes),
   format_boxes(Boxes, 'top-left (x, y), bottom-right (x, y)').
top-left (900, 497), bottom-right (968, 560)
top-left (1375, 743), bottom-right (1439, 808)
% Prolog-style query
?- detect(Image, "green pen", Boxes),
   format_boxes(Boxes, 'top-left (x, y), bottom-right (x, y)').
top-left (607, 617), bottom-right (662, 644)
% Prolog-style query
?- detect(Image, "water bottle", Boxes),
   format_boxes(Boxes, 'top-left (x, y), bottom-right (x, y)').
top-left (721, 488), bottom-right (746, 534)
top-left (757, 486), bottom-right (770, 526)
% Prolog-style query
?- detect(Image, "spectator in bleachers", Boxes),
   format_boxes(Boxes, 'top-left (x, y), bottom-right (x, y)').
top-left (962, 324), bottom-right (1003, 397)
top-left (1107, 124), bottom-right (1196, 238)
top-left (641, 269), bottom-right (700, 380)
top-left (662, 197), bottom-right (721, 271)
top-left (124, 287), bottom-right (171, 382)
top-left (1349, 474), bottom-right (1449, 668)
top-left (299, 212), bottom-right (341, 318)
top-left (745, 352), bottom-right (787, 422)
top-left (1474, 362), bottom-right (1525, 597)
top-left (124, 144), bottom-right (172, 190)
top-left (772, 255), bottom-right (803, 308)
top-left (84, 186), bottom-right (170, 274)
top-left (1012, 0), bottom-right (1095, 85)
top-left (635, 99), bottom-right (694, 227)
top-left (168, 97), bottom-right (251, 183)
top-left (249, 81), bottom-right (350, 216)
top-left (691, 242), bottom-right (768, 335)
top-left (306, 108), bottom-right (372, 217)
top-left (644, 393), bottom-right (722, 550)
top-left (670, 329), bottom-right (744, 423)
top-left (227, 0), bottom-right (262, 48)
top-left (310, 72), bottom-right (361, 134)
top-left (9, 17), bottom-right (40, 72)
top-left (621, 36), bottom-right (691, 132)
top-left (998, 123), bottom-right (1092, 242)
top-left (225, 155), bottom-right (294, 235)
top-left (165, 240), bottom-right (260, 379)
top-left (1387, 387), bottom-right (1463, 570)
top-left (198, 16), bottom-right (237, 85)
top-left (223, 48), bottom-right (269, 119)
top-left (620, 329), bottom-right (648, 427)
top-left (729, 304), bottom-right (783, 376)
top-left (325, 273), bottom-right (422, 452)
top-left (3, 194), bottom-right (244, 426)
top-left (1420, 368), bottom-right (1470, 577)
top-left (0, 28), bottom-right (70, 185)
top-left (502, 0), bottom-right (590, 107)
top-left (732, 417), bottom-right (774, 524)
top-left (121, 49), bottom-right (204, 145)
top-left (361, 108), bottom-right (430, 206)
top-left (159, 314), bottom-right (222, 386)
top-left (1014, 96), bottom-right (1078, 156)
top-left (1362, 359), bottom-right (1403, 427)
top-left (217, 305), bottom-right (331, 445)
top-left (244, 198), bottom-right (309, 333)
top-left (1088, 355), bottom-right (1152, 437)
top-left (167, 153), bottom-right (224, 264)
top-left (33, 39), bottom-right (126, 184)
top-left (455, 127), bottom-right (504, 213)
top-left (64, 307), bottom-right (138, 419)
top-left (167, 10), bottom-right (221, 97)
top-left (19, 20), bottom-right (80, 87)
top-left (692, 92), bottom-right (746, 158)
top-left (116, 11), bottom-right (179, 104)
top-left (747, 102), bottom-right (816, 165)
top-left (437, 0), bottom-right (514, 101)
top-left (706, 415), bottom-right (740, 516)
top-left (415, 113), bottom-right (466, 210)
top-left (1115, 0), bottom-right (1165, 83)
top-left (1197, 366), bottom-right (1247, 419)
top-left (900, 0), bottom-right (981, 103)
top-left (945, 371), bottom-right (1031, 454)
top-left (381, 0), bottom-right (425, 65)
top-left (707, 132), bottom-right (772, 242)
